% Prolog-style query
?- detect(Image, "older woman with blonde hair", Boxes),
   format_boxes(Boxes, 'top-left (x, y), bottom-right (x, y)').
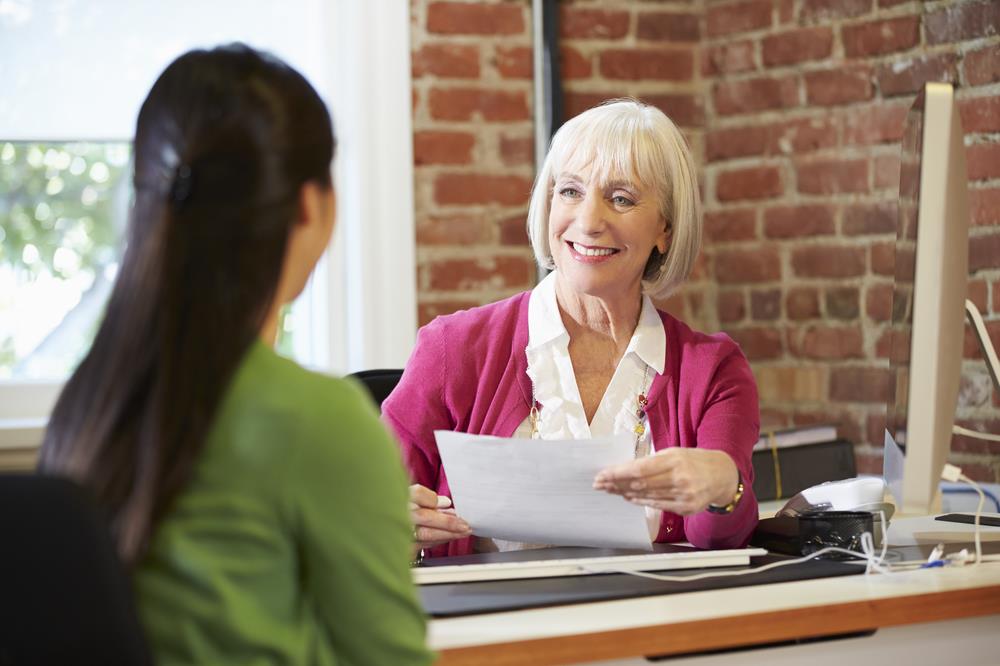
top-left (384, 98), bottom-right (759, 557)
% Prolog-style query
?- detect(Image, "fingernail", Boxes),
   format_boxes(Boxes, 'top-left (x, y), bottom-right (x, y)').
top-left (458, 521), bottom-right (470, 531)
top-left (630, 481), bottom-right (645, 490)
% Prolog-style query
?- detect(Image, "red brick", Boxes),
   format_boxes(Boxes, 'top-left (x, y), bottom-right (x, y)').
top-left (600, 49), bottom-right (694, 81)
top-left (965, 320), bottom-right (1000, 360)
top-left (968, 279), bottom-right (989, 313)
top-left (965, 44), bottom-right (1000, 86)
top-left (433, 173), bottom-right (533, 206)
top-left (971, 188), bottom-right (1000, 227)
top-left (829, 366), bottom-right (891, 403)
top-left (760, 408), bottom-right (791, 430)
top-left (718, 290), bottom-right (746, 323)
top-left (416, 214), bottom-right (493, 245)
top-left (801, 0), bottom-right (872, 22)
top-left (843, 17), bottom-right (920, 58)
top-left (792, 245), bottom-right (866, 278)
top-left (429, 88), bottom-right (529, 121)
top-left (970, 232), bottom-right (1000, 272)
top-left (952, 419), bottom-right (1000, 456)
top-left (706, 0), bottom-right (772, 38)
top-left (768, 117), bottom-right (838, 154)
top-left (414, 131), bottom-right (476, 166)
top-left (644, 94), bottom-right (705, 128)
top-left (762, 27), bottom-right (833, 67)
top-left (875, 328), bottom-right (894, 359)
top-left (714, 77), bottom-right (799, 115)
top-left (716, 165), bottom-right (783, 201)
top-left (427, 2), bottom-right (525, 35)
top-left (413, 43), bottom-right (480, 79)
top-left (876, 53), bottom-right (959, 97)
top-left (874, 154), bottom-right (901, 190)
top-left (706, 125), bottom-right (768, 162)
top-left (866, 283), bottom-right (894, 322)
top-left (751, 289), bottom-right (782, 321)
top-left (960, 96), bottom-right (1000, 133)
top-left (967, 143), bottom-right (1000, 181)
top-left (499, 213), bottom-right (530, 246)
top-left (427, 255), bottom-right (536, 291)
top-left (804, 66), bottom-right (873, 106)
top-left (715, 247), bottom-right (782, 283)
top-left (844, 104), bottom-right (908, 146)
top-left (704, 208), bottom-right (757, 243)
top-left (499, 133), bottom-right (533, 167)
top-left (825, 287), bottom-right (860, 320)
top-left (560, 46), bottom-right (592, 80)
top-left (790, 325), bottom-right (864, 360)
top-left (563, 92), bottom-right (607, 120)
top-left (701, 41), bottom-right (756, 76)
top-left (763, 204), bottom-right (835, 239)
top-left (871, 241), bottom-right (895, 276)
top-left (926, 1), bottom-right (1000, 45)
top-left (560, 7), bottom-right (630, 39)
top-left (494, 46), bottom-right (532, 79)
top-left (418, 299), bottom-right (480, 326)
top-left (843, 201), bottom-right (897, 235)
top-left (728, 327), bottom-right (784, 360)
top-left (637, 12), bottom-right (700, 42)
top-left (796, 158), bottom-right (869, 195)
top-left (787, 288), bottom-right (820, 320)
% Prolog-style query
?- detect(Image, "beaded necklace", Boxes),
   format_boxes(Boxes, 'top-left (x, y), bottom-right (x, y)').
top-left (528, 364), bottom-right (651, 454)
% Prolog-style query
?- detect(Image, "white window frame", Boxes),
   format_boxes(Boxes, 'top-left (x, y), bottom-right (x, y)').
top-left (0, 1), bottom-right (417, 452)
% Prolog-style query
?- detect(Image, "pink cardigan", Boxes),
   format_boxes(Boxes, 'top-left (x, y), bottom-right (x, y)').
top-left (383, 292), bottom-right (759, 557)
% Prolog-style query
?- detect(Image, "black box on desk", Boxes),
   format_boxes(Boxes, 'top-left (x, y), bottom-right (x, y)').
top-left (751, 439), bottom-right (856, 501)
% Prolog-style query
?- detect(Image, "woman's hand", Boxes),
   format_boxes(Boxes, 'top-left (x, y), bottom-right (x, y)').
top-left (592, 448), bottom-right (739, 515)
top-left (409, 484), bottom-right (472, 549)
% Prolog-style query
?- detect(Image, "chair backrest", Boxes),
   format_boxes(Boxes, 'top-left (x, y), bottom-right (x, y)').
top-left (349, 368), bottom-right (404, 411)
top-left (0, 474), bottom-right (153, 666)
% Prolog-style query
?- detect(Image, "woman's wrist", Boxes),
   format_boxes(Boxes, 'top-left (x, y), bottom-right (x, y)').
top-left (707, 453), bottom-right (743, 512)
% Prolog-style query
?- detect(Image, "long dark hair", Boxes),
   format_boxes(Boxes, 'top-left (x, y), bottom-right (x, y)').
top-left (39, 43), bottom-right (335, 564)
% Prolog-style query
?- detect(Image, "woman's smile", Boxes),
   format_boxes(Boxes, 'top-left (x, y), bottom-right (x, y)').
top-left (567, 240), bottom-right (621, 262)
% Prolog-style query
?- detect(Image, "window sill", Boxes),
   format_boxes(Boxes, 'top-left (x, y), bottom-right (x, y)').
top-left (0, 418), bottom-right (43, 471)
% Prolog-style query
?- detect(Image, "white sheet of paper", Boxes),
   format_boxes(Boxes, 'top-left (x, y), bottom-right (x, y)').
top-left (433, 430), bottom-right (653, 550)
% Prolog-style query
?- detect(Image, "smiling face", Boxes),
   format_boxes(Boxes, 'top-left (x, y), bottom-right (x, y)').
top-left (548, 167), bottom-right (669, 301)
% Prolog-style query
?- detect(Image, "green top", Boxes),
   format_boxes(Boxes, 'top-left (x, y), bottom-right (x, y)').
top-left (134, 341), bottom-right (433, 666)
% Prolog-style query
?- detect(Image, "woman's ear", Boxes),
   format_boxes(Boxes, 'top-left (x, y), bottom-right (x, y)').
top-left (657, 219), bottom-right (672, 255)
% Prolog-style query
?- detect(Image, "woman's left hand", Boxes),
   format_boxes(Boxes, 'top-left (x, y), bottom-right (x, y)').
top-left (593, 448), bottom-right (739, 515)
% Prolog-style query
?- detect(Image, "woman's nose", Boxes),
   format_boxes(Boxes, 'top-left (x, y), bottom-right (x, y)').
top-left (575, 192), bottom-right (605, 235)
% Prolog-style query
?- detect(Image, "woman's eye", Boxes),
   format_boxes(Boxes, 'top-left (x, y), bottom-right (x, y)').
top-left (559, 187), bottom-right (582, 198)
top-left (612, 195), bottom-right (634, 206)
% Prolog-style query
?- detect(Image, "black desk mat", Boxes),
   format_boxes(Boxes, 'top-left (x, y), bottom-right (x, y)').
top-left (418, 544), bottom-right (863, 618)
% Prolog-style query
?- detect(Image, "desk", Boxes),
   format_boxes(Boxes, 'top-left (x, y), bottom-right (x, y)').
top-left (428, 518), bottom-right (1000, 665)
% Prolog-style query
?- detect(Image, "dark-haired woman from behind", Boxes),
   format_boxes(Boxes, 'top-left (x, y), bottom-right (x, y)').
top-left (38, 44), bottom-right (432, 666)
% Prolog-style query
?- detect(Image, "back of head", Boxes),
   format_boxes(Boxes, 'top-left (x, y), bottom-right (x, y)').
top-left (526, 98), bottom-right (701, 300)
top-left (39, 43), bottom-right (335, 563)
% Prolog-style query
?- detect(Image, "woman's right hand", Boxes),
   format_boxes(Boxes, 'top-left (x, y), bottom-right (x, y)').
top-left (409, 484), bottom-right (472, 549)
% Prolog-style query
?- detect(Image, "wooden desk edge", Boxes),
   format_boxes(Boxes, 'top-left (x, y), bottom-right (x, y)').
top-left (434, 584), bottom-right (1000, 666)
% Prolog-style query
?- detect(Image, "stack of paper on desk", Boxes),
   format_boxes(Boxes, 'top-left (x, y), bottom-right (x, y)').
top-left (433, 431), bottom-right (653, 550)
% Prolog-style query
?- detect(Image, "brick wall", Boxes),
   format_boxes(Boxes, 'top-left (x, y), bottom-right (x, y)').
top-left (700, 0), bottom-right (1000, 482)
top-left (410, 0), bottom-right (1000, 482)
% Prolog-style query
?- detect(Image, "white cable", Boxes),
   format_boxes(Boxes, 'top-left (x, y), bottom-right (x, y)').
top-left (952, 424), bottom-right (1000, 443)
top-left (585, 511), bottom-right (929, 584)
top-left (959, 472), bottom-right (985, 565)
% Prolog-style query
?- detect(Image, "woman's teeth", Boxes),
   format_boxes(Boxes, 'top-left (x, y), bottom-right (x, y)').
top-left (572, 242), bottom-right (616, 257)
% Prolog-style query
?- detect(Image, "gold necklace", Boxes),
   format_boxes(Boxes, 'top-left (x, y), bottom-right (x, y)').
top-left (529, 364), bottom-right (651, 453)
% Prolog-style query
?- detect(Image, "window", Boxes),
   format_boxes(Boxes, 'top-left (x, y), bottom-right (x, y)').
top-left (0, 1), bottom-right (417, 443)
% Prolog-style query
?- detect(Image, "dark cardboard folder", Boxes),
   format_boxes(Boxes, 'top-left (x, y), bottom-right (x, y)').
top-left (417, 543), bottom-right (862, 617)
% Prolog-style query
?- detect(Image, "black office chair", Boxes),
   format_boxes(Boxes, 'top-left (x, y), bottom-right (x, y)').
top-left (0, 474), bottom-right (153, 666)
top-left (349, 368), bottom-right (404, 411)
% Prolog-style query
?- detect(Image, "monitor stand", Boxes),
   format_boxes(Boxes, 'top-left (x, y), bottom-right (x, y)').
top-left (965, 299), bottom-right (1000, 395)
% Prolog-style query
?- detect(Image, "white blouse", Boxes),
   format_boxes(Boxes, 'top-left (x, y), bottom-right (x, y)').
top-left (479, 272), bottom-right (665, 553)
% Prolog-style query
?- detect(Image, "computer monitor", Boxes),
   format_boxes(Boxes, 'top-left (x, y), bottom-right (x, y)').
top-left (883, 82), bottom-right (969, 516)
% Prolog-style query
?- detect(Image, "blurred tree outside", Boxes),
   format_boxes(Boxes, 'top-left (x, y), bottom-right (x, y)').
top-left (0, 141), bottom-right (130, 380)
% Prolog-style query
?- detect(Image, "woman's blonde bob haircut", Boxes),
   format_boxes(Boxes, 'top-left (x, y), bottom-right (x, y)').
top-left (526, 98), bottom-right (702, 300)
